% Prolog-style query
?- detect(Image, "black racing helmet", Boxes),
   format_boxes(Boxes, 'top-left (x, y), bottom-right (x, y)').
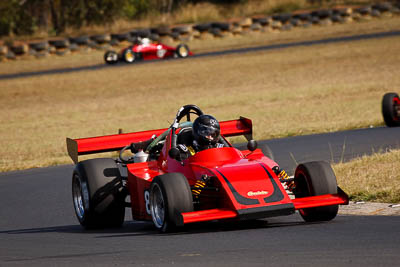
top-left (192, 115), bottom-right (221, 147)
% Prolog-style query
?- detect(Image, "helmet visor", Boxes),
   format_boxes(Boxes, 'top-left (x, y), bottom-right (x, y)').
top-left (198, 125), bottom-right (220, 142)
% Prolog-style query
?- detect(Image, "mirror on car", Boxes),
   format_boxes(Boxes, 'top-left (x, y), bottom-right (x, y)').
top-left (168, 147), bottom-right (181, 160)
top-left (247, 140), bottom-right (258, 152)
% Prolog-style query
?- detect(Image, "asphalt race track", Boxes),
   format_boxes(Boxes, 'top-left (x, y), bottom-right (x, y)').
top-left (1, 30), bottom-right (400, 80)
top-left (1, 126), bottom-right (400, 266)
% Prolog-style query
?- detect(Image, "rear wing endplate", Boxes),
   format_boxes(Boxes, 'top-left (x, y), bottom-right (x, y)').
top-left (66, 116), bottom-right (252, 163)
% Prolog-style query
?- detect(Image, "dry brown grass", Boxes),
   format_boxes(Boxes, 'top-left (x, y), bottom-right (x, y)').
top-left (334, 149), bottom-right (400, 203)
top-left (1, 32), bottom-right (399, 172)
top-left (2, 15), bottom-right (400, 75)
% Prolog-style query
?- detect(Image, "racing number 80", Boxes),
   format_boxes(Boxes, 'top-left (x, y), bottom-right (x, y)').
top-left (144, 190), bottom-right (151, 215)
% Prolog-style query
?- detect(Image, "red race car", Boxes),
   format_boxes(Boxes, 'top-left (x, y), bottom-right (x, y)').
top-left (104, 37), bottom-right (192, 64)
top-left (382, 92), bottom-right (400, 127)
top-left (67, 105), bottom-right (348, 232)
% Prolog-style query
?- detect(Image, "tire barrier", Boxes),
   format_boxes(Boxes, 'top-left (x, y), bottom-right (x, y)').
top-left (69, 35), bottom-right (90, 45)
top-left (1, 2), bottom-right (399, 61)
top-left (10, 42), bottom-right (28, 55)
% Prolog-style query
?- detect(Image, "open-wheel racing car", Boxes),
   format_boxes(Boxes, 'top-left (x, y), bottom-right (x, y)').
top-left (104, 37), bottom-right (192, 64)
top-left (67, 105), bottom-right (349, 232)
top-left (382, 92), bottom-right (400, 127)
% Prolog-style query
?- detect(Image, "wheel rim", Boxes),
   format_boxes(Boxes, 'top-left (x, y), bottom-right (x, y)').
top-left (72, 174), bottom-right (86, 220)
top-left (106, 52), bottom-right (117, 62)
top-left (125, 51), bottom-right (135, 62)
top-left (178, 46), bottom-right (188, 57)
top-left (150, 184), bottom-right (165, 229)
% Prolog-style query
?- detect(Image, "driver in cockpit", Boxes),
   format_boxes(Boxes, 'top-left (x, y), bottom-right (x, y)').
top-left (177, 114), bottom-right (227, 158)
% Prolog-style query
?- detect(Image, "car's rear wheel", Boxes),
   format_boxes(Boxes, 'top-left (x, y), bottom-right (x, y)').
top-left (175, 44), bottom-right (190, 58)
top-left (294, 161), bottom-right (339, 222)
top-left (150, 173), bottom-right (193, 232)
top-left (104, 50), bottom-right (118, 64)
top-left (123, 48), bottom-right (136, 63)
top-left (382, 92), bottom-right (400, 127)
top-left (72, 158), bottom-right (126, 229)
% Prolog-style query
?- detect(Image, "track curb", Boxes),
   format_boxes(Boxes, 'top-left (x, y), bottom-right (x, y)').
top-left (339, 201), bottom-right (400, 216)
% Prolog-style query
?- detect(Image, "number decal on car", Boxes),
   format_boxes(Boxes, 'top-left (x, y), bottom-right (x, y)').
top-left (156, 48), bottom-right (167, 58)
top-left (144, 190), bottom-right (151, 215)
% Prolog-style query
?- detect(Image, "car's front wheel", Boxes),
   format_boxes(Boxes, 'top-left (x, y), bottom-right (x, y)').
top-left (175, 44), bottom-right (190, 58)
top-left (149, 173), bottom-right (193, 232)
top-left (72, 158), bottom-right (126, 229)
top-left (294, 161), bottom-right (339, 222)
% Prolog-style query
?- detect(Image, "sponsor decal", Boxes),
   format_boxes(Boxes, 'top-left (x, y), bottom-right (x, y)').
top-left (178, 144), bottom-right (188, 152)
top-left (247, 190), bottom-right (269, 197)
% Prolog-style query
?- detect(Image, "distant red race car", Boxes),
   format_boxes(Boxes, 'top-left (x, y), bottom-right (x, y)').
top-left (67, 105), bottom-right (348, 232)
top-left (104, 37), bottom-right (192, 64)
top-left (382, 92), bottom-right (400, 127)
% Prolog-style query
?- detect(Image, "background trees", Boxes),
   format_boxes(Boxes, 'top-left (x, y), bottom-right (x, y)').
top-left (0, 0), bottom-right (333, 37)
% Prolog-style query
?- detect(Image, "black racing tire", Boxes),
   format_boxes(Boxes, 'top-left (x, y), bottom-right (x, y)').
top-left (10, 43), bottom-right (28, 55)
top-left (104, 50), bottom-right (119, 64)
top-left (333, 7), bottom-right (351, 17)
top-left (29, 41), bottom-right (49, 52)
top-left (156, 26), bottom-right (172, 36)
top-left (149, 33), bottom-right (160, 42)
top-left (72, 158), bottom-right (126, 229)
top-left (253, 17), bottom-right (270, 26)
top-left (193, 23), bottom-right (212, 32)
top-left (260, 144), bottom-right (274, 161)
top-left (293, 13), bottom-right (312, 21)
top-left (209, 27), bottom-right (223, 37)
top-left (134, 28), bottom-right (151, 38)
top-left (311, 16), bottom-right (320, 24)
top-left (111, 33), bottom-right (130, 42)
top-left (172, 25), bottom-right (192, 34)
top-left (175, 44), bottom-right (190, 58)
top-left (49, 39), bottom-right (70, 49)
top-left (170, 32), bottom-right (180, 40)
top-left (294, 161), bottom-right (339, 222)
top-left (211, 22), bottom-right (232, 31)
top-left (311, 9), bottom-right (332, 19)
top-left (372, 3), bottom-right (392, 12)
top-left (355, 7), bottom-right (372, 15)
top-left (382, 92), bottom-right (400, 127)
top-left (90, 34), bottom-right (111, 44)
top-left (331, 15), bottom-right (345, 23)
top-left (290, 18), bottom-right (301, 27)
top-left (371, 9), bottom-right (381, 17)
top-left (272, 13), bottom-right (292, 23)
top-left (69, 35), bottom-right (90, 45)
top-left (149, 173), bottom-right (193, 232)
top-left (122, 48), bottom-right (137, 63)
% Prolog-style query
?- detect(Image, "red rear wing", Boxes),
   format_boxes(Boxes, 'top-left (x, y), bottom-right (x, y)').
top-left (66, 117), bottom-right (252, 163)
